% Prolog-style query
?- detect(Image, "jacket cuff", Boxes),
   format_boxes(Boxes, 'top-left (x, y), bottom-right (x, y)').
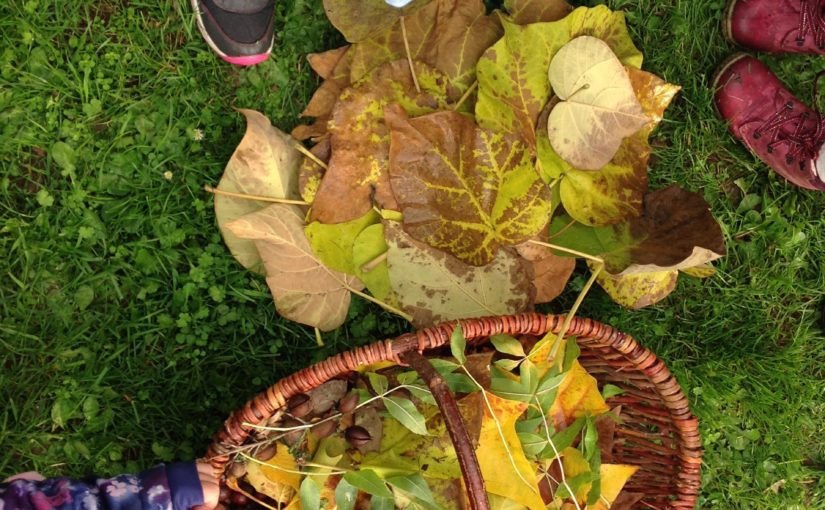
top-left (166, 462), bottom-right (204, 510)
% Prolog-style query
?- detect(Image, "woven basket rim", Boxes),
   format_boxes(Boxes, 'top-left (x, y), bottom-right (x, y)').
top-left (206, 313), bottom-right (702, 508)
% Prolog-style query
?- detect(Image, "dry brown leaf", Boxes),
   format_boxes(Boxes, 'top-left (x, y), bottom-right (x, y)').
top-left (547, 36), bottom-right (647, 170)
top-left (309, 61), bottom-right (457, 224)
top-left (308, 46), bottom-right (350, 80)
top-left (216, 110), bottom-right (302, 273)
top-left (504, 0), bottom-right (572, 24)
top-left (595, 406), bottom-right (622, 464)
top-left (323, 0), bottom-right (430, 43)
top-left (225, 204), bottom-right (362, 331)
top-left (515, 238), bottom-right (576, 303)
top-left (293, 46), bottom-right (353, 141)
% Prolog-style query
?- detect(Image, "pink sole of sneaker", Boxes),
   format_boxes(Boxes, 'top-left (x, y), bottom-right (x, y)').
top-left (221, 53), bottom-right (270, 66)
top-left (190, 0), bottom-right (272, 67)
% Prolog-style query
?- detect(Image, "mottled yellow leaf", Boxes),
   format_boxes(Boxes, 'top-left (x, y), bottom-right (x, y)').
top-left (680, 264), bottom-right (717, 279)
top-left (587, 464), bottom-right (639, 510)
top-left (245, 447), bottom-right (302, 503)
top-left (592, 264), bottom-right (679, 309)
top-left (477, 393), bottom-right (545, 510)
top-left (549, 361), bottom-right (609, 429)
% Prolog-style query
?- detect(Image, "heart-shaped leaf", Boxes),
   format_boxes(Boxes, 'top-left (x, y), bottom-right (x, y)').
top-left (215, 110), bottom-right (302, 273)
top-left (310, 61), bottom-right (457, 224)
top-left (547, 36), bottom-right (647, 170)
top-left (384, 222), bottom-right (533, 328)
top-left (387, 107), bottom-right (550, 266)
top-left (225, 204), bottom-right (363, 331)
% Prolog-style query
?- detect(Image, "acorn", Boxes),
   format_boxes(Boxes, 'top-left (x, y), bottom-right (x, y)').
top-left (338, 392), bottom-right (359, 414)
top-left (254, 444), bottom-right (277, 462)
top-left (287, 393), bottom-right (312, 418)
top-left (229, 461), bottom-right (247, 479)
top-left (281, 417), bottom-right (304, 445)
top-left (345, 425), bottom-right (372, 448)
top-left (231, 492), bottom-right (249, 506)
top-left (312, 419), bottom-right (337, 439)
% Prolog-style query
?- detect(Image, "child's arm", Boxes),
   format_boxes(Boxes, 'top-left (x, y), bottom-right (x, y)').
top-left (1, 461), bottom-right (218, 510)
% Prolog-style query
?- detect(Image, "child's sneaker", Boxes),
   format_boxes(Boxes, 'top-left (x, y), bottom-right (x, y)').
top-left (713, 54), bottom-right (825, 190)
top-left (724, 0), bottom-right (825, 54)
top-left (192, 0), bottom-right (275, 66)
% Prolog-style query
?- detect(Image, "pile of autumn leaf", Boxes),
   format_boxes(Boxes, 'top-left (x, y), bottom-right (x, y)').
top-left (212, 0), bottom-right (726, 332)
top-left (225, 329), bottom-right (643, 510)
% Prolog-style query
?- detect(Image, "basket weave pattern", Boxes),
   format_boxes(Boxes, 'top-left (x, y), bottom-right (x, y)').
top-left (207, 313), bottom-right (702, 509)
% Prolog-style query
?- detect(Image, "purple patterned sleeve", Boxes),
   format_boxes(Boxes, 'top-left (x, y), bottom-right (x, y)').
top-left (0, 462), bottom-right (203, 510)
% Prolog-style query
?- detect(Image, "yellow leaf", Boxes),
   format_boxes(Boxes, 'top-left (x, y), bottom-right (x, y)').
top-left (549, 361), bottom-right (609, 428)
top-left (592, 264), bottom-right (679, 310)
top-left (587, 464), bottom-right (639, 510)
top-left (561, 447), bottom-right (591, 502)
top-left (680, 263), bottom-right (717, 279)
top-left (547, 36), bottom-right (647, 171)
top-left (245, 447), bottom-right (302, 504)
top-left (477, 393), bottom-right (545, 510)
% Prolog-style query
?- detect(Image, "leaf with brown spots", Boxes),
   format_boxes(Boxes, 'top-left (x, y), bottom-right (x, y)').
top-left (592, 264), bottom-right (679, 309)
top-left (387, 107), bottom-right (550, 266)
top-left (310, 61), bottom-right (457, 224)
top-left (322, 0), bottom-right (431, 43)
top-left (225, 204), bottom-right (363, 331)
top-left (349, 0), bottom-right (502, 95)
top-left (215, 110), bottom-right (302, 273)
top-left (515, 238), bottom-right (575, 303)
top-left (548, 361), bottom-right (609, 429)
top-left (548, 186), bottom-right (726, 276)
top-left (384, 222), bottom-right (533, 328)
top-left (293, 46), bottom-right (353, 141)
top-left (504, 0), bottom-right (572, 24)
top-left (538, 67), bottom-right (680, 226)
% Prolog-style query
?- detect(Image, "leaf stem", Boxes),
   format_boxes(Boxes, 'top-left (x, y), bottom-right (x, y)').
top-left (241, 453), bottom-right (347, 476)
top-left (533, 396), bottom-right (582, 510)
top-left (453, 81), bottom-right (478, 112)
top-left (554, 262), bottom-right (603, 349)
top-left (203, 185), bottom-right (310, 206)
top-left (345, 284), bottom-right (413, 322)
top-left (360, 252), bottom-right (388, 274)
top-left (314, 328), bottom-right (324, 347)
top-left (526, 239), bottom-right (604, 264)
top-left (291, 142), bottom-right (328, 170)
top-left (400, 16), bottom-right (420, 93)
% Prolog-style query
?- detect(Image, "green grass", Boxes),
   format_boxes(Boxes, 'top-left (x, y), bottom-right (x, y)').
top-left (1, 0), bottom-right (823, 508)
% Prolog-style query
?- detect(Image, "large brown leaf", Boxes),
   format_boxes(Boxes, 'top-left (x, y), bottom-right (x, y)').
top-left (504, 0), bottom-right (572, 24)
top-left (349, 0), bottom-right (502, 94)
top-left (310, 61), bottom-right (457, 224)
top-left (225, 204), bottom-right (363, 331)
top-left (292, 46), bottom-right (353, 141)
top-left (323, 0), bottom-right (430, 43)
top-left (384, 223), bottom-right (533, 328)
top-left (215, 110), bottom-right (302, 273)
top-left (515, 238), bottom-right (575, 303)
top-left (387, 107), bottom-right (551, 266)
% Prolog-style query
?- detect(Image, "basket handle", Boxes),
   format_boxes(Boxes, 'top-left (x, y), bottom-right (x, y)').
top-left (400, 350), bottom-right (489, 510)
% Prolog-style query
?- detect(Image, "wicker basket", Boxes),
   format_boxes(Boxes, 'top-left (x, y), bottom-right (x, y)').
top-left (206, 313), bottom-right (702, 510)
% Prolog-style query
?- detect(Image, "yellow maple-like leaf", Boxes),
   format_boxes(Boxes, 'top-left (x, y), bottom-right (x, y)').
top-left (549, 361), bottom-right (610, 429)
top-left (245, 447), bottom-right (302, 504)
top-left (587, 464), bottom-right (639, 510)
top-left (477, 393), bottom-right (545, 510)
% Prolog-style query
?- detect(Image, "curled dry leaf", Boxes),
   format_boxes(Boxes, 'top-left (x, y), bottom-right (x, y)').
top-left (504, 0), bottom-right (572, 24)
top-left (308, 46), bottom-right (351, 80)
top-left (592, 263), bottom-right (679, 309)
top-left (549, 186), bottom-right (726, 276)
top-left (215, 110), bottom-right (302, 273)
top-left (349, 0), bottom-right (502, 94)
top-left (539, 67), bottom-right (680, 226)
top-left (515, 238), bottom-right (576, 303)
top-left (293, 46), bottom-right (353, 141)
top-left (323, 0), bottom-right (429, 43)
top-left (384, 222), bottom-right (533, 328)
top-left (310, 60), bottom-right (457, 224)
top-left (547, 36), bottom-right (647, 170)
top-left (387, 107), bottom-right (551, 266)
top-left (476, 6), bottom-right (643, 148)
top-left (225, 204), bottom-right (363, 331)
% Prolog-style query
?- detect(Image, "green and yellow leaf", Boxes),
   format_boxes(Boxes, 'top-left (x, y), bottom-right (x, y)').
top-left (306, 210), bottom-right (381, 275)
top-left (592, 264), bottom-right (679, 309)
top-left (352, 223), bottom-right (394, 301)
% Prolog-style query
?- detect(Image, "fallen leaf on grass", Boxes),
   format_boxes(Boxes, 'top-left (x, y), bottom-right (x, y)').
top-left (387, 107), bottom-right (550, 266)
top-left (547, 36), bottom-right (647, 171)
top-left (548, 186), bottom-right (726, 275)
top-left (476, 393), bottom-right (545, 510)
top-left (504, 0), bottom-right (572, 24)
top-left (384, 223), bottom-right (533, 328)
top-left (310, 61), bottom-right (456, 224)
top-left (476, 6), bottom-right (642, 148)
top-left (308, 46), bottom-right (351, 79)
top-left (306, 210), bottom-right (381, 275)
top-left (323, 0), bottom-right (430, 42)
top-left (593, 266), bottom-right (679, 309)
top-left (349, 0), bottom-right (502, 94)
top-left (293, 46), bottom-right (353, 141)
top-left (226, 204), bottom-right (363, 331)
top-left (216, 110), bottom-right (302, 273)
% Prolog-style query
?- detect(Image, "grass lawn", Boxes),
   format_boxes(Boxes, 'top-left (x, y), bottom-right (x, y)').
top-left (1, 0), bottom-right (823, 508)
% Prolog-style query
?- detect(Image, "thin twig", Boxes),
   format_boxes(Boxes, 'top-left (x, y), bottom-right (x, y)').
top-left (400, 17), bottom-right (420, 93)
top-left (554, 262), bottom-right (603, 350)
top-left (453, 81), bottom-right (478, 111)
top-left (346, 284), bottom-right (413, 322)
top-left (292, 142), bottom-right (328, 170)
top-left (360, 252), bottom-right (388, 274)
top-left (203, 185), bottom-right (309, 206)
top-left (314, 328), bottom-right (324, 347)
top-left (241, 453), bottom-right (347, 476)
top-left (547, 218), bottom-right (577, 241)
top-left (527, 239), bottom-right (604, 264)
top-left (534, 396), bottom-right (583, 510)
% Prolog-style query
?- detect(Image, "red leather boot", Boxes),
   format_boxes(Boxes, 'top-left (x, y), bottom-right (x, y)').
top-left (724, 0), bottom-right (825, 54)
top-left (713, 54), bottom-right (825, 190)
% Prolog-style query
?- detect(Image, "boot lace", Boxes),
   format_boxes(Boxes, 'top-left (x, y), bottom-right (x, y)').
top-left (797, 0), bottom-right (825, 49)
top-left (753, 101), bottom-right (825, 165)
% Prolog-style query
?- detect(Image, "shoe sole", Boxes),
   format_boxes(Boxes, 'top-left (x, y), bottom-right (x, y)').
top-left (722, 0), bottom-right (739, 46)
top-left (710, 52), bottom-right (751, 119)
top-left (190, 0), bottom-right (272, 66)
